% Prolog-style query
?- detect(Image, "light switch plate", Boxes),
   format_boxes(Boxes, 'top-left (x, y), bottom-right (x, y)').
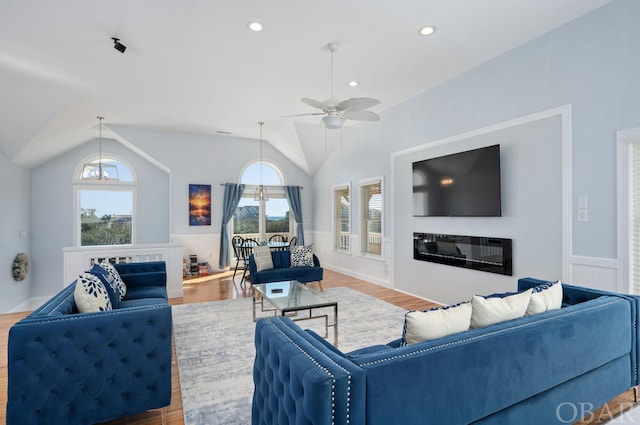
top-left (578, 209), bottom-right (588, 222)
top-left (577, 196), bottom-right (588, 210)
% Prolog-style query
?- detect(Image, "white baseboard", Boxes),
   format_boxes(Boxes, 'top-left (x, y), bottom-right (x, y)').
top-left (324, 264), bottom-right (392, 288)
top-left (8, 296), bottom-right (50, 313)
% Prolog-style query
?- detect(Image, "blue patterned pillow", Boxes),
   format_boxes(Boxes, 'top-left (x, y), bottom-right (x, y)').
top-left (88, 264), bottom-right (120, 308)
top-left (99, 260), bottom-right (127, 301)
top-left (290, 244), bottom-right (314, 267)
top-left (74, 272), bottom-right (112, 313)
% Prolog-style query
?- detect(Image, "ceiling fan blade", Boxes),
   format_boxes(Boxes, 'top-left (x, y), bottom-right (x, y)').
top-left (343, 109), bottom-right (380, 121)
top-left (301, 98), bottom-right (330, 111)
top-left (283, 112), bottom-right (327, 117)
top-left (337, 97), bottom-right (381, 112)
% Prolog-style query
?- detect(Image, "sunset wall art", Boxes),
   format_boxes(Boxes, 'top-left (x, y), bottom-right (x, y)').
top-left (189, 184), bottom-right (211, 226)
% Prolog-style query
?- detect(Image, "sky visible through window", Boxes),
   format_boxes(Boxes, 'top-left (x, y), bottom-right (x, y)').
top-left (79, 159), bottom-right (134, 217)
top-left (241, 163), bottom-right (289, 217)
top-left (80, 190), bottom-right (133, 217)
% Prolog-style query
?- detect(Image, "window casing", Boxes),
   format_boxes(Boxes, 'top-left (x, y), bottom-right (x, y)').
top-left (360, 178), bottom-right (383, 256)
top-left (333, 184), bottom-right (351, 252)
top-left (74, 155), bottom-right (137, 246)
top-left (232, 162), bottom-right (292, 241)
top-left (630, 143), bottom-right (640, 294)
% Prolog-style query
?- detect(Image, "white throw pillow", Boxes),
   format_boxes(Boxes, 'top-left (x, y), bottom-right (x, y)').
top-left (253, 246), bottom-right (274, 271)
top-left (403, 302), bottom-right (472, 345)
top-left (470, 289), bottom-right (532, 329)
top-left (526, 280), bottom-right (563, 316)
top-left (74, 272), bottom-right (112, 313)
top-left (290, 244), bottom-right (314, 267)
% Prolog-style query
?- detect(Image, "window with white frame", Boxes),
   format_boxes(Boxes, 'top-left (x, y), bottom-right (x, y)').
top-left (333, 184), bottom-right (351, 252)
top-left (74, 155), bottom-right (136, 246)
top-left (360, 178), bottom-right (383, 256)
top-left (629, 142), bottom-right (640, 294)
top-left (232, 162), bottom-right (291, 241)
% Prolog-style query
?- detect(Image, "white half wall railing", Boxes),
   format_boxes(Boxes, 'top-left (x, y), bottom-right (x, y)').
top-left (63, 243), bottom-right (184, 298)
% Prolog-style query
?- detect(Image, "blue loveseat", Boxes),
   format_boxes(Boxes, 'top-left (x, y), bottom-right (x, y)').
top-left (7, 261), bottom-right (173, 425)
top-left (252, 278), bottom-right (640, 424)
top-left (248, 249), bottom-right (324, 290)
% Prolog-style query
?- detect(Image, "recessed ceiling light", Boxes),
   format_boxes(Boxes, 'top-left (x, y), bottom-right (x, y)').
top-left (348, 81), bottom-right (359, 87)
top-left (247, 21), bottom-right (263, 32)
top-left (418, 26), bottom-right (436, 36)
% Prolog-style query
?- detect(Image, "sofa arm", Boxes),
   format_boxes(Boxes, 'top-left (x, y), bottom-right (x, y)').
top-left (7, 304), bottom-right (172, 425)
top-left (252, 317), bottom-right (365, 425)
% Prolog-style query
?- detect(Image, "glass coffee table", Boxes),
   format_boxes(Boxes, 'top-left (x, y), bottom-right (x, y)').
top-left (252, 280), bottom-right (338, 346)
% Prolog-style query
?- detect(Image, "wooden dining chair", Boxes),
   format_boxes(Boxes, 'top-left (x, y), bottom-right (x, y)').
top-left (269, 234), bottom-right (287, 251)
top-left (240, 238), bottom-right (259, 286)
top-left (231, 235), bottom-right (245, 281)
top-left (288, 236), bottom-right (297, 249)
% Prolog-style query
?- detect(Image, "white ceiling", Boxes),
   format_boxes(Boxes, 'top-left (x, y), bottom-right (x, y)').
top-left (0, 0), bottom-right (612, 174)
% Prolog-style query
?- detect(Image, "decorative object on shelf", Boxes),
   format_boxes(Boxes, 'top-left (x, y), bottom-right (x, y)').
top-left (12, 252), bottom-right (29, 281)
top-left (82, 116), bottom-right (120, 181)
top-left (189, 184), bottom-right (212, 226)
top-left (254, 122), bottom-right (269, 201)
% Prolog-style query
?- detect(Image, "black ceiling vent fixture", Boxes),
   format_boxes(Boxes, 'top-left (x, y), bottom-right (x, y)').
top-left (111, 37), bottom-right (126, 54)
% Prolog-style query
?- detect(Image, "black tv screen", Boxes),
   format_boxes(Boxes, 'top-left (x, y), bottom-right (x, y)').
top-left (412, 144), bottom-right (501, 217)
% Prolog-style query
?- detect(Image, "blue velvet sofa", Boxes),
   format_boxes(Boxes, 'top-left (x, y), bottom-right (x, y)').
top-left (252, 278), bottom-right (640, 424)
top-left (7, 261), bottom-right (173, 425)
top-left (248, 250), bottom-right (324, 290)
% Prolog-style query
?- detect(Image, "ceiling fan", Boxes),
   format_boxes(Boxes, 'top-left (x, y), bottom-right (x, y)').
top-left (294, 43), bottom-right (381, 129)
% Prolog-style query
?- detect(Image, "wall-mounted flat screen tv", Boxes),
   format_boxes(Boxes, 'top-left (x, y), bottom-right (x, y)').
top-left (412, 144), bottom-right (501, 217)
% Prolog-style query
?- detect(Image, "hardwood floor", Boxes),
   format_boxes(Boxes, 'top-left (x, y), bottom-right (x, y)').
top-left (0, 269), bottom-right (636, 424)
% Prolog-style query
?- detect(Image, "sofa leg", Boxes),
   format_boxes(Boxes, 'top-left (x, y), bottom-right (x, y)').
top-left (634, 386), bottom-right (639, 403)
top-left (317, 280), bottom-right (324, 291)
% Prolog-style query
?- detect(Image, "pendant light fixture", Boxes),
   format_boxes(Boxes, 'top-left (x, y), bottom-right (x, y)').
top-left (81, 116), bottom-right (119, 181)
top-left (254, 122), bottom-right (269, 201)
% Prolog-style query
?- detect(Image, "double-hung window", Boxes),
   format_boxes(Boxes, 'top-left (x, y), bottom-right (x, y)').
top-left (360, 178), bottom-right (383, 256)
top-left (333, 184), bottom-right (351, 252)
top-left (74, 156), bottom-right (136, 246)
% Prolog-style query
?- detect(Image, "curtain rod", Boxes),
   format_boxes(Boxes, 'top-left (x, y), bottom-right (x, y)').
top-left (220, 183), bottom-right (303, 189)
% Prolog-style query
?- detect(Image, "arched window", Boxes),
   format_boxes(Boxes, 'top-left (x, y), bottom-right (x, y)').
top-left (233, 161), bottom-right (291, 241)
top-left (73, 155), bottom-right (137, 246)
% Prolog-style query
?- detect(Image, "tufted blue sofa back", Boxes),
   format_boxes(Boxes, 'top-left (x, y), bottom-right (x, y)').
top-left (7, 261), bottom-right (172, 425)
top-left (249, 250), bottom-right (323, 284)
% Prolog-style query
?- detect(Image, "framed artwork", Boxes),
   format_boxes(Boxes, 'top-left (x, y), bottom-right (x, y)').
top-left (189, 184), bottom-right (211, 226)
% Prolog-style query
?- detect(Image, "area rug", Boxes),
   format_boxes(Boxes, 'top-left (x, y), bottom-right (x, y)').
top-left (172, 287), bottom-right (407, 425)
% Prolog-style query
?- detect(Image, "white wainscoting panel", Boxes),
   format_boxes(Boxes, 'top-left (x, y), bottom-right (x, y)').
top-left (568, 255), bottom-right (620, 292)
top-left (171, 233), bottom-right (222, 271)
top-left (310, 231), bottom-right (392, 288)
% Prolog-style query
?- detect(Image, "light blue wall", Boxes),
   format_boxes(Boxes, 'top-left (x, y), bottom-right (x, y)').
top-left (108, 126), bottom-right (313, 240)
top-left (312, 0), bottom-right (640, 298)
top-left (13, 124), bottom-right (311, 308)
top-left (30, 138), bottom-right (170, 298)
top-left (0, 151), bottom-right (32, 312)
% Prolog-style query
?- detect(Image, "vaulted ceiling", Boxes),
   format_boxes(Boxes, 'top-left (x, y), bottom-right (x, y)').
top-left (0, 0), bottom-right (612, 174)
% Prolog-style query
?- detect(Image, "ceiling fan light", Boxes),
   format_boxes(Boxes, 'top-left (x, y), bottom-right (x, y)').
top-left (419, 26), bottom-right (436, 36)
top-left (322, 115), bottom-right (345, 129)
top-left (247, 21), bottom-right (263, 32)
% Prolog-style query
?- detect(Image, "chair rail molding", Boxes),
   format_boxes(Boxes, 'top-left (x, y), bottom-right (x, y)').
top-left (63, 243), bottom-right (184, 298)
